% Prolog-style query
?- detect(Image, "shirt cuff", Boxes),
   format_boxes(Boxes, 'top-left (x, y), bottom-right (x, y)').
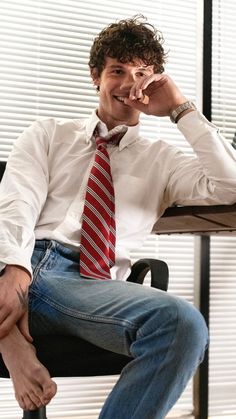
top-left (0, 246), bottom-right (33, 279)
top-left (177, 110), bottom-right (220, 145)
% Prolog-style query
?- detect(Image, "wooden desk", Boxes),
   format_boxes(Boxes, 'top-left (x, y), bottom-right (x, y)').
top-left (153, 202), bottom-right (236, 419)
top-left (153, 203), bottom-right (236, 235)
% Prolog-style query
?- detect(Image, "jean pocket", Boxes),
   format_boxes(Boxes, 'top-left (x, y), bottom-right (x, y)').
top-left (31, 240), bottom-right (55, 283)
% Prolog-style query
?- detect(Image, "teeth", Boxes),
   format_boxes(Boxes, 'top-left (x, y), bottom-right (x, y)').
top-left (116, 96), bottom-right (125, 102)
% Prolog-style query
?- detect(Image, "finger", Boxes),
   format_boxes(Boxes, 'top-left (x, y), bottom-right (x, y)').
top-left (141, 73), bottom-right (168, 91)
top-left (138, 94), bottom-right (149, 105)
top-left (18, 311), bottom-right (33, 343)
top-left (124, 97), bottom-right (149, 113)
top-left (129, 80), bottom-right (144, 100)
top-left (129, 74), bottom-right (168, 101)
top-left (0, 312), bottom-right (18, 338)
top-left (128, 74), bottom-right (152, 99)
top-left (0, 308), bottom-right (9, 325)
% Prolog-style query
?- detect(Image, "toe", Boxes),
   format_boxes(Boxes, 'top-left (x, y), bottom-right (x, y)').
top-left (29, 390), bottom-right (43, 408)
top-left (18, 393), bottom-right (38, 411)
top-left (42, 380), bottom-right (57, 403)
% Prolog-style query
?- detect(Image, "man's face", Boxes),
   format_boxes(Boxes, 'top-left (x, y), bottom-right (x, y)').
top-left (91, 57), bottom-right (154, 130)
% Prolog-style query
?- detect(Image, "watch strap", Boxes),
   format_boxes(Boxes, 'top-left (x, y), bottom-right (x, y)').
top-left (170, 101), bottom-right (196, 123)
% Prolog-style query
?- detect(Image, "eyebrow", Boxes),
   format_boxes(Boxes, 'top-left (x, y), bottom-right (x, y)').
top-left (108, 65), bottom-right (122, 69)
top-left (108, 65), bottom-right (151, 71)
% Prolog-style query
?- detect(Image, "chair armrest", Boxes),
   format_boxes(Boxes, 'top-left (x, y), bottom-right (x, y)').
top-left (127, 258), bottom-right (169, 291)
top-left (0, 161), bottom-right (6, 181)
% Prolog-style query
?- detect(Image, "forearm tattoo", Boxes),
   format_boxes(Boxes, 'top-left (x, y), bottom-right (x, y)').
top-left (16, 284), bottom-right (28, 309)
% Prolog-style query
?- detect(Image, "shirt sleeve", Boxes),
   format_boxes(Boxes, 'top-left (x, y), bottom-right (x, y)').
top-left (165, 110), bottom-right (236, 206)
top-left (0, 120), bottom-right (50, 276)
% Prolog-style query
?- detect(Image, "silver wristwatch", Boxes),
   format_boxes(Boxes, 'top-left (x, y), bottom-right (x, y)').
top-left (170, 101), bottom-right (196, 123)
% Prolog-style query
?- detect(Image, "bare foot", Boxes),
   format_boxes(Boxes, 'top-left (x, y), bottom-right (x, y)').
top-left (0, 326), bottom-right (57, 410)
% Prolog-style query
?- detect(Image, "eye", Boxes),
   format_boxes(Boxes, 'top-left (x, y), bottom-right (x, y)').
top-left (112, 69), bottom-right (123, 75)
top-left (136, 72), bottom-right (146, 77)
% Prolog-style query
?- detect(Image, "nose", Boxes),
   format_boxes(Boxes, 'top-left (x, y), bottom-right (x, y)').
top-left (120, 73), bottom-right (135, 91)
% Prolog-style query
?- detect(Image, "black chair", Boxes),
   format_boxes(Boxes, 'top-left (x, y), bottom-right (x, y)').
top-left (0, 160), bottom-right (169, 419)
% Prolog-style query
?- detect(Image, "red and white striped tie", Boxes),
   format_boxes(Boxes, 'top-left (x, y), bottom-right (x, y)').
top-left (80, 134), bottom-right (116, 280)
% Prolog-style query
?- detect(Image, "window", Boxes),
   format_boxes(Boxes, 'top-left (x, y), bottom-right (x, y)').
top-left (0, 1), bottom-right (203, 417)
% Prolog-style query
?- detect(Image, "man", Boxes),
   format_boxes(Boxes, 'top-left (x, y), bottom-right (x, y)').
top-left (0, 16), bottom-right (235, 419)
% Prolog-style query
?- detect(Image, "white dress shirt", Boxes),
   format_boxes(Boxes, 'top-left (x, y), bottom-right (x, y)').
top-left (0, 110), bottom-right (236, 280)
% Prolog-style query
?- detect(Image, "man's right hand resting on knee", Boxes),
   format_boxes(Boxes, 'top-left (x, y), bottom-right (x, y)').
top-left (0, 265), bottom-right (57, 411)
top-left (0, 265), bottom-right (31, 340)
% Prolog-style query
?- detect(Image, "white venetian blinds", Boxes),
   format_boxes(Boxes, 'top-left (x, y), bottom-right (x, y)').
top-left (0, 0), bottom-right (202, 159)
top-left (212, 0), bottom-right (236, 143)
top-left (0, 1), bottom-right (202, 418)
top-left (209, 1), bottom-right (236, 416)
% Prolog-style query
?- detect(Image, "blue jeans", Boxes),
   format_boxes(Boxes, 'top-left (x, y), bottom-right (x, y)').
top-left (29, 240), bottom-right (208, 419)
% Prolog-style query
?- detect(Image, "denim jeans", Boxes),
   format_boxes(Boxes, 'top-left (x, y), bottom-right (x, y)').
top-left (29, 240), bottom-right (208, 419)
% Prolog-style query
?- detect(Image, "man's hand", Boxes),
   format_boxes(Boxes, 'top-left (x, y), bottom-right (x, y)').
top-left (124, 73), bottom-right (189, 118)
top-left (0, 265), bottom-right (32, 340)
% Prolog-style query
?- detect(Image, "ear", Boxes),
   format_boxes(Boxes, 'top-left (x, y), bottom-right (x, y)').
top-left (90, 67), bottom-right (100, 88)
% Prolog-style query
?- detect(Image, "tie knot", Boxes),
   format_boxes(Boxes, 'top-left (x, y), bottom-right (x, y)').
top-left (95, 132), bottom-right (123, 149)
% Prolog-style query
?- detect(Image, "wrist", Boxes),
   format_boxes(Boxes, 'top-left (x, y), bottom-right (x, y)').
top-left (4, 265), bottom-right (31, 284)
top-left (169, 98), bottom-right (188, 115)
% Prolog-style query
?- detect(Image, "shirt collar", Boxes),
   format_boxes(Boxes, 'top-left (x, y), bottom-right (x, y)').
top-left (85, 110), bottom-right (141, 151)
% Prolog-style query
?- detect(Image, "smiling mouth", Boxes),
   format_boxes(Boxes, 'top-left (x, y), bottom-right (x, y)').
top-left (114, 96), bottom-right (128, 104)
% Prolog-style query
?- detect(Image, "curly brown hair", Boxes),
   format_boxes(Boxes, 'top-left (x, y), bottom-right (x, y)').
top-left (89, 15), bottom-right (167, 76)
